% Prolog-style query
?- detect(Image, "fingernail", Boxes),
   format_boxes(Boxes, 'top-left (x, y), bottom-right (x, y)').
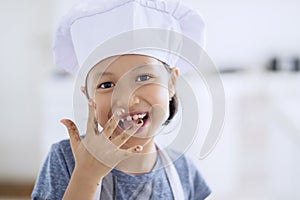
top-left (137, 119), bottom-right (143, 125)
top-left (135, 145), bottom-right (143, 152)
top-left (60, 119), bottom-right (68, 127)
top-left (135, 119), bottom-right (144, 127)
top-left (115, 108), bottom-right (125, 116)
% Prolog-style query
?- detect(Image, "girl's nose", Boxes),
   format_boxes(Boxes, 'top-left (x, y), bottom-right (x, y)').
top-left (129, 94), bottom-right (140, 106)
top-left (112, 88), bottom-right (141, 111)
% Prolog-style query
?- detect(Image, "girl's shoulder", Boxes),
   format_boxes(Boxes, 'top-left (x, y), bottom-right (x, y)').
top-left (31, 139), bottom-right (74, 199)
top-left (50, 138), bottom-right (74, 159)
top-left (48, 139), bottom-right (75, 171)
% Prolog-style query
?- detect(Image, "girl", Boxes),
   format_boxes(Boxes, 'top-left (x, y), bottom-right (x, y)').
top-left (32, 0), bottom-right (211, 199)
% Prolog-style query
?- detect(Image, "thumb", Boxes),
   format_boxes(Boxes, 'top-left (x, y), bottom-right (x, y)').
top-left (60, 119), bottom-right (81, 151)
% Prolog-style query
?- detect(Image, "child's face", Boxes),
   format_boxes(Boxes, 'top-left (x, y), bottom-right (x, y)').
top-left (86, 54), bottom-right (178, 146)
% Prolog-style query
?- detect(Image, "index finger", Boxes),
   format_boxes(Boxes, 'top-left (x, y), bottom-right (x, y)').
top-left (111, 120), bottom-right (144, 147)
top-left (101, 109), bottom-right (125, 138)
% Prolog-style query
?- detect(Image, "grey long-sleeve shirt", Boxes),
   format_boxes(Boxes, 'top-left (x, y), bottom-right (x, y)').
top-left (32, 139), bottom-right (211, 200)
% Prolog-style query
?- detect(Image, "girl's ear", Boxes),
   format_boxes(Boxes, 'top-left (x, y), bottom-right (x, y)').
top-left (81, 86), bottom-right (88, 98)
top-left (168, 67), bottom-right (179, 98)
top-left (81, 86), bottom-right (97, 110)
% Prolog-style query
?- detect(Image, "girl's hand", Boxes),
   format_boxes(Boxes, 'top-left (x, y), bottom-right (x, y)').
top-left (60, 99), bottom-right (143, 178)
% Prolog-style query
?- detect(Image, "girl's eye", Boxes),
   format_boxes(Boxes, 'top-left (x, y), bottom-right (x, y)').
top-left (136, 74), bottom-right (152, 82)
top-left (98, 82), bottom-right (115, 89)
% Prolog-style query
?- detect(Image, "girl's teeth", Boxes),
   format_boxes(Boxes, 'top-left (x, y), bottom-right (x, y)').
top-left (126, 116), bottom-right (132, 121)
top-left (132, 115), bottom-right (139, 120)
top-left (122, 113), bottom-right (147, 122)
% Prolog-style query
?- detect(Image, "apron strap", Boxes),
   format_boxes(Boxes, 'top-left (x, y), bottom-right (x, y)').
top-left (157, 145), bottom-right (185, 200)
top-left (94, 173), bottom-right (114, 200)
top-left (93, 145), bottom-right (185, 200)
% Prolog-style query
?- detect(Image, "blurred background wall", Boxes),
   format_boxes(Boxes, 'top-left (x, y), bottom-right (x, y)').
top-left (0, 0), bottom-right (299, 199)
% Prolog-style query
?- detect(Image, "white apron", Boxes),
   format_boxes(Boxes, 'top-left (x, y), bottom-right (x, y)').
top-left (93, 146), bottom-right (185, 200)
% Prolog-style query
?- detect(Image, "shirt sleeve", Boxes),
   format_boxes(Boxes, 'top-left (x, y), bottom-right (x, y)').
top-left (31, 140), bottom-right (74, 200)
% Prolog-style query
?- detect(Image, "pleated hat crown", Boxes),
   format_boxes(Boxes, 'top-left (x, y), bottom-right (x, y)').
top-left (53, 0), bottom-right (205, 75)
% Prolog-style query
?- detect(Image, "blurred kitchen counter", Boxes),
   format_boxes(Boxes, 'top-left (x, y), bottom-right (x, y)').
top-left (0, 182), bottom-right (34, 200)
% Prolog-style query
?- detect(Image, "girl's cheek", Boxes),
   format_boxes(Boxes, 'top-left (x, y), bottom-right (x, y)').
top-left (97, 109), bottom-right (111, 128)
top-left (94, 99), bottom-right (110, 127)
top-left (144, 88), bottom-right (170, 124)
top-left (147, 86), bottom-right (169, 105)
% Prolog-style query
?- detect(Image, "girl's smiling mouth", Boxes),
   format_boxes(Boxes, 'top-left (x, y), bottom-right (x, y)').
top-left (118, 111), bottom-right (150, 133)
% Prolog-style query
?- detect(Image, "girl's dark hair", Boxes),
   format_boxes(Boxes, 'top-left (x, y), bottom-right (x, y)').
top-left (162, 63), bottom-right (178, 125)
top-left (164, 94), bottom-right (178, 125)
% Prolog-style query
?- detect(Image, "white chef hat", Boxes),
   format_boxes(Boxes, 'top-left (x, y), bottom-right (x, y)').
top-left (53, 0), bottom-right (205, 77)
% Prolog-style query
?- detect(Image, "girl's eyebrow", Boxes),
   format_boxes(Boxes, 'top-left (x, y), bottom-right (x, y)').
top-left (92, 71), bottom-right (114, 80)
top-left (131, 63), bottom-right (163, 72)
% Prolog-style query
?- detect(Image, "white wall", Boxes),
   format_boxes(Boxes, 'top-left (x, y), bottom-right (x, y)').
top-left (195, 72), bottom-right (300, 199)
top-left (0, 0), bottom-right (52, 182)
top-left (186, 0), bottom-right (300, 68)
